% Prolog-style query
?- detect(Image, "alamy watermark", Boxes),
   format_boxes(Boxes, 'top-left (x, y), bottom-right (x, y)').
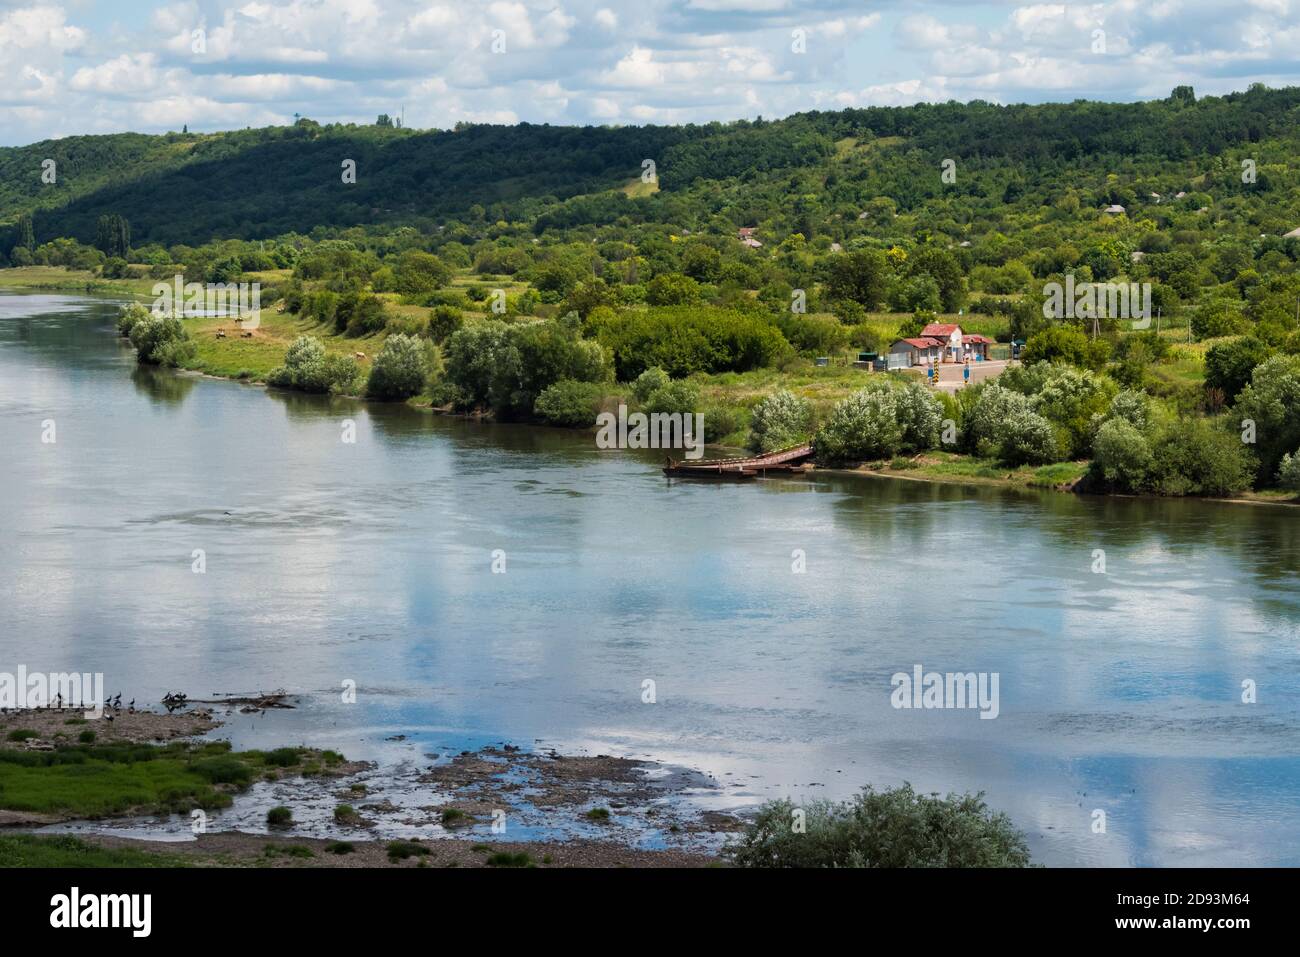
top-left (890, 664), bottom-right (1000, 719)
top-left (0, 667), bottom-right (104, 718)
top-left (596, 404), bottom-right (705, 460)
top-left (1042, 275), bottom-right (1151, 328)
top-left (152, 274), bottom-right (261, 328)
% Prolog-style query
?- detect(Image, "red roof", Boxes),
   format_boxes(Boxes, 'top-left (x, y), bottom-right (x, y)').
top-left (921, 323), bottom-right (961, 337)
top-left (897, 337), bottom-right (940, 348)
top-left (962, 334), bottom-right (993, 344)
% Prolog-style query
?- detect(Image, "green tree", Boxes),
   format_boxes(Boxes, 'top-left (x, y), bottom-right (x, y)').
top-left (366, 333), bottom-right (429, 400)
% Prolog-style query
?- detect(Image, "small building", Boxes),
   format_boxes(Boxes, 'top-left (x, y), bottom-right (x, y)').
top-left (1284, 227), bottom-right (1300, 239)
top-left (962, 334), bottom-right (993, 361)
top-left (741, 237), bottom-right (763, 248)
top-left (737, 227), bottom-right (757, 239)
top-left (889, 337), bottom-right (943, 367)
top-left (1104, 204), bottom-right (1126, 215)
top-left (920, 322), bottom-right (964, 362)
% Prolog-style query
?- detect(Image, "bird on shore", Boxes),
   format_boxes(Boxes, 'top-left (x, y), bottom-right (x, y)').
top-left (128, 699), bottom-right (135, 713)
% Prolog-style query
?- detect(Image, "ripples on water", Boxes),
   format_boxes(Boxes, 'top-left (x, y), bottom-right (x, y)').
top-left (2, 291), bottom-right (1300, 866)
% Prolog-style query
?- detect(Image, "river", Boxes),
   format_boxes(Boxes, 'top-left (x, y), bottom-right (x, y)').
top-left (2, 290), bottom-right (1299, 865)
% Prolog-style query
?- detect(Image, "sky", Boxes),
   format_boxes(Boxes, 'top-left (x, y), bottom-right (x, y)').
top-left (3, 0), bottom-right (1300, 146)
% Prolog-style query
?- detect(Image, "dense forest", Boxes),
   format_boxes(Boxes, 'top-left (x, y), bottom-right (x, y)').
top-left (7, 84), bottom-right (1300, 499)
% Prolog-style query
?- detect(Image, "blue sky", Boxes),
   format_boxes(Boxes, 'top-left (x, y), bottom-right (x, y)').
top-left (3, 0), bottom-right (1300, 145)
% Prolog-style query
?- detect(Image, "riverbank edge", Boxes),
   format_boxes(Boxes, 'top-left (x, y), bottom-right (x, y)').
top-left (7, 280), bottom-right (1295, 510)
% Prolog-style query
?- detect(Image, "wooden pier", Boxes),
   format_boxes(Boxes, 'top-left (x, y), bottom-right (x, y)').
top-left (662, 442), bottom-right (814, 479)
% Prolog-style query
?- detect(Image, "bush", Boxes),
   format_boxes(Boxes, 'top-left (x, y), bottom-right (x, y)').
top-left (597, 306), bottom-right (791, 380)
top-left (631, 366), bottom-right (670, 403)
top-left (725, 784), bottom-right (1032, 868)
top-left (116, 303), bottom-right (150, 337)
top-left (1021, 326), bottom-right (1109, 370)
top-left (534, 379), bottom-right (605, 427)
top-left (1277, 451), bottom-right (1300, 491)
top-left (367, 333), bottom-right (429, 400)
top-left (1205, 337), bottom-right (1274, 403)
top-left (128, 314), bottom-right (191, 366)
top-left (702, 403), bottom-right (746, 443)
top-left (266, 806), bottom-right (293, 826)
top-left (964, 385), bottom-right (1060, 465)
top-left (444, 318), bottom-right (610, 418)
top-left (427, 305), bottom-right (464, 344)
top-left (1191, 298), bottom-right (1247, 340)
top-left (1234, 355), bottom-right (1300, 483)
top-left (645, 273), bottom-right (701, 306)
top-left (267, 336), bottom-right (360, 394)
top-left (386, 840), bottom-right (429, 861)
top-left (748, 390), bottom-right (813, 453)
top-left (643, 380), bottom-right (701, 416)
top-left (1091, 418), bottom-right (1153, 491)
top-left (892, 381), bottom-right (944, 452)
top-left (1147, 419), bottom-right (1255, 496)
top-left (814, 389), bottom-right (903, 464)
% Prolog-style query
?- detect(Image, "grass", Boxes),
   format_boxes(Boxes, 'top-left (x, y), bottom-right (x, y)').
top-left (325, 841), bottom-right (355, 855)
top-left (486, 851), bottom-right (534, 868)
top-left (0, 834), bottom-right (189, 868)
top-left (263, 842), bottom-right (314, 859)
top-left (0, 265), bottom-right (157, 297)
top-left (862, 450), bottom-right (1090, 490)
top-left (6, 729), bottom-right (37, 742)
top-left (386, 840), bottom-right (430, 861)
top-left (0, 740), bottom-right (340, 819)
top-left (266, 805), bottom-right (293, 826)
top-left (585, 807), bottom-right (611, 822)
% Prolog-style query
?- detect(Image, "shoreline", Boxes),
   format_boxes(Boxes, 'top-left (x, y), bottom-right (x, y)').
top-left (6, 278), bottom-right (1296, 511)
top-left (0, 706), bottom-right (735, 867)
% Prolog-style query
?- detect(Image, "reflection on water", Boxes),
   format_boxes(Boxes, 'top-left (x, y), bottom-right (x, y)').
top-left (2, 291), bottom-right (1300, 867)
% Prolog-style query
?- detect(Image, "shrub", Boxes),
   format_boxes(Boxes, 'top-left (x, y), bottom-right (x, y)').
top-left (643, 380), bottom-right (701, 416)
top-left (128, 314), bottom-right (190, 366)
top-left (268, 336), bottom-right (360, 395)
top-left (485, 851), bottom-right (533, 867)
top-left (748, 390), bottom-right (813, 453)
top-left (814, 389), bottom-right (903, 464)
top-left (1205, 337), bottom-right (1274, 403)
top-left (964, 385), bottom-right (1060, 465)
top-left (725, 784), bottom-right (1032, 868)
top-left (534, 379), bottom-right (605, 427)
top-left (325, 841), bottom-right (355, 855)
top-left (778, 313), bottom-right (850, 356)
top-left (892, 381), bottom-right (944, 453)
top-left (367, 333), bottom-right (429, 400)
top-left (116, 303), bottom-right (150, 337)
top-left (645, 273), bottom-right (701, 306)
top-left (427, 305), bottom-right (464, 344)
top-left (6, 729), bottom-right (37, 742)
top-left (1147, 419), bottom-right (1255, 496)
top-left (1277, 451), bottom-right (1300, 491)
top-left (190, 756), bottom-right (253, 785)
top-left (1105, 389), bottom-right (1150, 431)
top-left (597, 306), bottom-right (790, 380)
top-left (444, 318), bottom-right (610, 417)
top-left (1234, 355), bottom-right (1300, 483)
top-left (386, 840), bottom-right (430, 861)
top-left (702, 403), bottom-right (746, 443)
top-left (77, 730), bottom-right (96, 744)
top-left (1091, 419), bottom-right (1153, 491)
top-left (631, 366), bottom-right (671, 403)
top-left (266, 806), bottom-right (293, 826)
top-left (1021, 326), bottom-right (1109, 370)
top-left (1191, 298), bottom-right (1247, 340)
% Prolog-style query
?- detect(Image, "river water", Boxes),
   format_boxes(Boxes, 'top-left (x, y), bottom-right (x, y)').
top-left (2, 291), bottom-right (1299, 866)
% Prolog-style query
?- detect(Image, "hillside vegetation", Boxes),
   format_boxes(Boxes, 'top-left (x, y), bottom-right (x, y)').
top-left (5, 85), bottom-right (1300, 500)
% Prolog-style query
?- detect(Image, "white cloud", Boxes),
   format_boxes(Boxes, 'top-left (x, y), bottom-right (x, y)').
top-left (3, 0), bottom-right (1300, 145)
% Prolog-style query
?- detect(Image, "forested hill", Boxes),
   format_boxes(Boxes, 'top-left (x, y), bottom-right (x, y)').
top-left (3, 83), bottom-right (1300, 247)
